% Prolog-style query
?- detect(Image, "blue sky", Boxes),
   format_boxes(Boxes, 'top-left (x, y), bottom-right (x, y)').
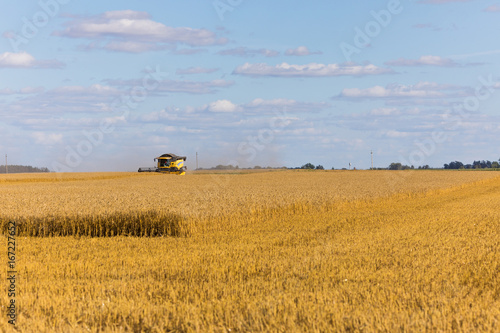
top-left (1, 0), bottom-right (499, 171)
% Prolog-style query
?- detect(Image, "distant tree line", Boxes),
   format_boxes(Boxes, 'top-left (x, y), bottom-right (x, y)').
top-left (199, 165), bottom-right (287, 170)
top-left (199, 159), bottom-right (500, 172)
top-left (388, 159), bottom-right (500, 170)
top-left (389, 163), bottom-right (413, 170)
top-left (0, 165), bottom-right (50, 174)
top-left (387, 163), bottom-right (431, 170)
top-left (444, 160), bottom-right (500, 169)
top-left (298, 163), bottom-right (324, 170)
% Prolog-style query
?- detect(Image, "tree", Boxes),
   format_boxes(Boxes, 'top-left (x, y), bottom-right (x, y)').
top-left (214, 164), bottom-right (236, 170)
top-left (444, 161), bottom-right (464, 170)
top-left (389, 163), bottom-right (402, 170)
top-left (0, 165), bottom-right (50, 174)
top-left (315, 165), bottom-right (324, 170)
top-left (388, 162), bottom-right (410, 170)
top-left (492, 161), bottom-right (500, 169)
top-left (301, 163), bottom-right (315, 170)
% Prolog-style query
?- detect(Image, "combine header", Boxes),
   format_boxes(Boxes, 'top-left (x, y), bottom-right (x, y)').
top-left (138, 153), bottom-right (187, 175)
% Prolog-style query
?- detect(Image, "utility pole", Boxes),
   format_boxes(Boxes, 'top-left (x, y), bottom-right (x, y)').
top-left (371, 150), bottom-right (373, 170)
top-left (196, 152), bottom-right (198, 170)
top-left (5, 154), bottom-right (7, 174)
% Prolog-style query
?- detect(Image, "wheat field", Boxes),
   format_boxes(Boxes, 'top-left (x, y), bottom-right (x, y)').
top-left (1, 170), bottom-right (499, 332)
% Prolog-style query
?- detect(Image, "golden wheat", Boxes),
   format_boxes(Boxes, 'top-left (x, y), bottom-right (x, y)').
top-left (0, 170), bottom-right (499, 332)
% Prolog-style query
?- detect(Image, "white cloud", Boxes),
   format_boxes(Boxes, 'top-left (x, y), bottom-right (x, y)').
top-left (208, 100), bottom-right (241, 112)
top-left (0, 84), bottom-right (122, 118)
top-left (411, 23), bottom-right (462, 32)
top-left (407, 107), bottom-right (421, 115)
top-left (139, 98), bottom-right (326, 124)
top-left (286, 128), bottom-right (318, 135)
top-left (19, 86), bottom-right (45, 94)
top-left (383, 130), bottom-right (413, 138)
top-left (0, 52), bottom-right (64, 69)
top-left (370, 108), bottom-right (400, 116)
top-left (55, 10), bottom-right (228, 52)
top-left (0, 52), bottom-right (35, 68)
top-left (102, 10), bottom-right (151, 20)
top-left (245, 98), bottom-right (329, 113)
top-left (106, 78), bottom-right (234, 94)
top-left (103, 41), bottom-right (171, 53)
top-left (483, 4), bottom-right (500, 12)
top-left (247, 98), bottom-right (296, 107)
top-left (52, 84), bottom-right (119, 95)
top-left (0, 88), bottom-right (15, 95)
top-left (217, 47), bottom-right (279, 57)
top-left (417, 0), bottom-right (473, 3)
top-left (163, 125), bottom-right (203, 134)
top-left (32, 132), bottom-right (63, 145)
top-left (0, 87), bottom-right (44, 95)
top-left (340, 82), bottom-right (466, 99)
top-left (385, 55), bottom-right (460, 67)
top-left (172, 48), bottom-right (207, 55)
top-left (149, 135), bottom-right (170, 145)
top-left (342, 85), bottom-right (434, 98)
top-left (449, 49), bottom-right (500, 60)
top-left (285, 46), bottom-right (310, 56)
top-left (233, 62), bottom-right (394, 77)
top-left (284, 46), bottom-right (321, 56)
top-left (176, 67), bottom-right (219, 75)
top-left (104, 116), bottom-right (127, 124)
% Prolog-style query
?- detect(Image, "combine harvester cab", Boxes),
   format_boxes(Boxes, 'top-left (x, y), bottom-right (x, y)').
top-left (156, 153), bottom-right (187, 175)
top-left (138, 153), bottom-right (187, 175)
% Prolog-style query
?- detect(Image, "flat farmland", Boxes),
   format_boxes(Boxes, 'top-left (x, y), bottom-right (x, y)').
top-left (1, 170), bottom-right (499, 332)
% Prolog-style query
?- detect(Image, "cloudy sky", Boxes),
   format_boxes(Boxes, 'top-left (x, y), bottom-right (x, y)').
top-left (1, 0), bottom-right (499, 171)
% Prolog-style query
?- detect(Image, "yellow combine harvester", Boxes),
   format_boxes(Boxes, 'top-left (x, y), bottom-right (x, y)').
top-left (138, 153), bottom-right (187, 175)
